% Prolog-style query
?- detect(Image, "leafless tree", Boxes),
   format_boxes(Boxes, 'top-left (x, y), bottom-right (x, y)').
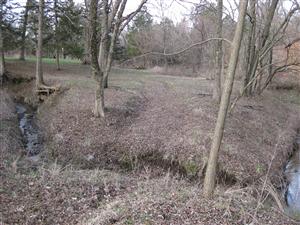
top-left (100, 0), bottom-right (148, 88)
top-left (244, 0), bottom-right (300, 95)
top-left (54, 0), bottom-right (60, 70)
top-left (36, 0), bottom-right (44, 88)
top-left (82, 0), bottom-right (91, 65)
top-left (212, 0), bottom-right (223, 103)
top-left (90, 0), bottom-right (105, 117)
top-left (203, 0), bottom-right (249, 198)
top-left (0, 0), bottom-right (4, 84)
top-left (90, 0), bottom-right (147, 117)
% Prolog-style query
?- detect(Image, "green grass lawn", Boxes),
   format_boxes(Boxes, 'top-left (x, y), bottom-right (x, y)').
top-left (5, 56), bottom-right (81, 65)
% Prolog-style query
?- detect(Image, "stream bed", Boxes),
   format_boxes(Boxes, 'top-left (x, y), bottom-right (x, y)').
top-left (285, 132), bottom-right (300, 213)
top-left (16, 103), bottom-right (43, 156)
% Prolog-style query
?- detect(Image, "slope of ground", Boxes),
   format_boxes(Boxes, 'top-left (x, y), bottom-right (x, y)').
top-left (1, 59), bottom-right (300, 224)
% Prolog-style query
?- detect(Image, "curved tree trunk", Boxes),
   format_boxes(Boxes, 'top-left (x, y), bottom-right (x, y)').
top-left (203, 0), bottom-right (248, 198)
top-left (19, 0), bottom-right (30, 61)
top-left (36, 0), bottom-right (44, 88)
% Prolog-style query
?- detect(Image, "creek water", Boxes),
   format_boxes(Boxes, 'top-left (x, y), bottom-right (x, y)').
top-left (285, 133), bottom-right (300, 213)
top-left (16, 103), bottom-right (43, 156)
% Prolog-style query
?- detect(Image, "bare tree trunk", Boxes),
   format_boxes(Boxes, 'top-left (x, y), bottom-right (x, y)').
top-left (100, 0), bottom-right (147, 88)
top-left (203, 0), bottom-right (248, 198)
top-left (99, 42), bottom-right (108, 71)
top-left (103, 0), bottom-right (127, 89)
top-left (244, 0), bottom-right (256, 95)
top-left (19, 0), bottom-right (30, 61)
top-left (54, 0), bottom-right (60, 70)
top-left (90, 0), bottom-right (104, 117)
top-left (103, 25), bottom-right (119, 88)
top-left (246, 0), bottom-right (279, 95)
top-left (82, 0), bottom-right (91, 64)
top-left (36, 0), bottom-right (44, 88)
top-left (212, 0), bottom-right (223, 104)
top-left (267, 48), bottom-right (273, 79)
top-left (259, 0), bottom-right (279, 48)
top-left (99, 0), bottom-right (109, 88)
top-left (0, 3), bottom-right (5, 84)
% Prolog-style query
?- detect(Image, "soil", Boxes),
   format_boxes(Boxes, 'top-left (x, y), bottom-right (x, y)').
top-left (1, 60), bottom-right (300, 224)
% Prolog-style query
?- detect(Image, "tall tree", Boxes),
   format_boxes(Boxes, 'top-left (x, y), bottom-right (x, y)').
top-left (90, 0), bottom-right (104, 117)
top-left (54, 0), bottom-right (60, 70)
top-left (19, 0), bottom-right (31, 61)
top-left (36, 0), bottom-right (44, 88)
top-left (244, 0), bottom-right (256, 95)
top-left (212, 0), bottom-right (223, 103)
top-left (0, 0), bottom-right (5, 83)
top-left (203, 0), bottom-right (248, 198)
top-left (82, 0), bottom-right (91, 64)
top-left (89, 0), bottom-right (147, 117)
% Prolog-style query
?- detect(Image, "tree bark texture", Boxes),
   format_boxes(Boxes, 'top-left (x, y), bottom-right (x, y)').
top-left (90, 0), bottom-right (104, 117)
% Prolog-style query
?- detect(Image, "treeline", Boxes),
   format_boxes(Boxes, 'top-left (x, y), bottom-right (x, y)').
top-left (2, 0), bottom-right (83, 60)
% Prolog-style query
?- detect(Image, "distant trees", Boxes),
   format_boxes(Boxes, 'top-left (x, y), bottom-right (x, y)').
top-left (126, 6), bottom-right (153, 60)
top-left (53, 0), bottom-right (83, 68)
top-left (243, 0), bottom-right (300, 96)
top-left (1, 0), bottom-right (19, 83)
top-left (17, 0), bottom-right (84, 63)
top-left (19, 0), bottom-right (31, 61)
top-left (123, 1), bottom-right (234, 77)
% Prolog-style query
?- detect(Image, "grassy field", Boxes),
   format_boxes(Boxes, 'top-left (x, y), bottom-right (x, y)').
top-left (1, 61), bottom-right (300, 224)
top-left (5, 56), bottom-right (81, 65)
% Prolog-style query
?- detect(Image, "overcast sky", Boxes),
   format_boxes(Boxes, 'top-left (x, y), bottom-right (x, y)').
top-left (17, 0), bottom-right (295, 24)
top-left (75, 0), bottom-right (210, 23)
top-left (97, 0), bottom-right (239, 23)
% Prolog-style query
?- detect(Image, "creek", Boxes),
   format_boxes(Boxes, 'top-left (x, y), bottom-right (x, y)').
top-left (16, 103), bottom-right (43, 156)
top-left (285, 132), bottom-right (300, 213)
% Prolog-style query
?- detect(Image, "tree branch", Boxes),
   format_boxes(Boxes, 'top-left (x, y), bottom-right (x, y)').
top-left (120, 38), bottom-right (232, 65)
